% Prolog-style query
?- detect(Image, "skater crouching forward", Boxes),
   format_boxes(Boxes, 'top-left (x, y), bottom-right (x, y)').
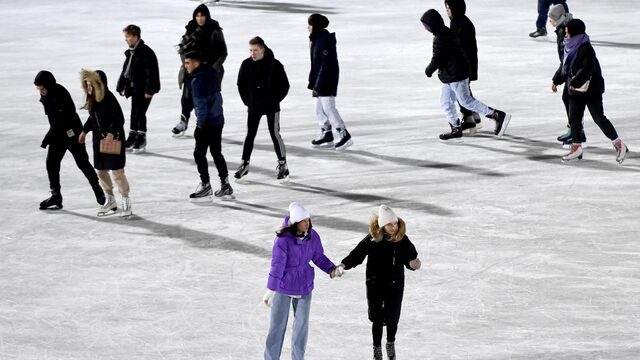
top-left (421, 9), bottom-right (511, 142)
top-left (335, 205), bottom-right (421, 360)
top-left (263, 202), bottom-right (342, 360)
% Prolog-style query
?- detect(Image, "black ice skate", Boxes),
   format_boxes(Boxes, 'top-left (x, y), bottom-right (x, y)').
top-left (133, 132), bottom-right (146, 154)
top-left (373, 345), bottom-right (383, 360)
top-left (386, 342), bottom-right (396, 360)
top-left (124, 131), bottom-right (137, 152)
top-left (334, 128), bottom-right (353, 151)
top-left (311, 128), bottom-right (334, 148)
top-left (489, 109), bottom-right (511, 137)
top-left (189, 182), bottom-right (213, 202)
top-left (439, 123), bottom-right (463, 143)
top-left (529, 28), bottom-right (547, 38)
top-left (276, 160), bottom-right (290, 184)
top-left (461, 115), bottom-right (477, 135)
top-left (214, 177), bottom-right (235, 200)
top-left (97, 194), bottom-right (118, 216)
top-left (234, 161), bottom-right (249, 182)
top-left (172, 115), bottom-right (188, 137)
top-left (92, 184), bottom-right (105, 206)
top-left (39, 190), bottom-right (63, 210)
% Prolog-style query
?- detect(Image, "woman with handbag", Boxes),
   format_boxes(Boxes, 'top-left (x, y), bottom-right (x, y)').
top-left (79, 69), bottom-right (132, 216)
top-left (551, 19), bottom-right (628, 163)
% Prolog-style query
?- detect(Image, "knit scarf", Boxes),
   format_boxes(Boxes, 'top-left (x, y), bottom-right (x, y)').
top-left (562, 33), bottom-right (590, 76)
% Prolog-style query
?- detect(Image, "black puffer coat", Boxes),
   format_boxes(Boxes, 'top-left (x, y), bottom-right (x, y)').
top-left (308, 29), bottom-right (339, 97)
top-left (179, 4), bottom-right (227, 73)
top-left (422, 9), bottom-right (470, 83)
top-left (552, 41), bottom-right (605, 100)
top-left (34, 71), bottom-right (83, 147)
top-left (237, 47), bottom-right (290, 114)
top-left (445, 0), bottom-right (478, 81)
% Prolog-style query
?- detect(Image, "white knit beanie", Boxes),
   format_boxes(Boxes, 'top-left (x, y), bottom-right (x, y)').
top-left (377, 205), bottom-right (398, 227)
top-left (288, 202), bottom-right (310, 225)
top-left (548, 4), bottom-right (565, 21)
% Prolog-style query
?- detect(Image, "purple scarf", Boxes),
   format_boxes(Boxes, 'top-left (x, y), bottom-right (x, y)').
top-left (562, 33), bottom-right (590, 76)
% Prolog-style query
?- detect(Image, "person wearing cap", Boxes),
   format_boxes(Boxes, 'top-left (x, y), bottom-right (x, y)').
top-left (172, 3), bottom-right (228, 136)
top-left (337, 205), bottom-right (421, 360)
top-left (34, 70), bottom-right (105, 210)
top-left (307, 13), bottom-right (353, 151)
top-left (552, 19), bottom-right (628, 163)
top-left (529, 0), bottom-right (569, 38)
top-left (263, 202), bottom-right (340, 360)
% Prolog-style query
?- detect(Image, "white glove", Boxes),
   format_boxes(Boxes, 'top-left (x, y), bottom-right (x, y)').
top-left (330, 264), bottom-right (345, 278)
top-left (263, 289), bottom-right (275, 307)
top-left (409, 258), bottom-right (421, 270)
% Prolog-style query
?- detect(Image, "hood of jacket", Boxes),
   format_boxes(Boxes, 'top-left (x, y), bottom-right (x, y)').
top-left (421, 9), bottom-right (447, 35)
top-left (445, 0), bottom-right (466, 20)
top-left (187, 4), bottom-right (221, 32)
top-left (369, 216), bottom-right (406, 242)
top-left (80, 69), bottom-right (106, 103)
top-left (34, 70), bottom-right (57, 90)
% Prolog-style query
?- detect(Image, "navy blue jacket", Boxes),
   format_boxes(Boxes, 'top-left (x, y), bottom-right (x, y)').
top-left (308, 29), bottom-right (339, 97)
top-left (191, 66), bottom-right (224, 128)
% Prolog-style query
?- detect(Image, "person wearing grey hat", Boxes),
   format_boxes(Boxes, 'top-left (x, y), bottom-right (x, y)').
top-left (530, 0), bottom-right (569, 38)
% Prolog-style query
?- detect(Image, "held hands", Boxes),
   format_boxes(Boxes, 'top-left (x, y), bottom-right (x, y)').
top-left (551, 83), bottom-right (558, 93)
top-left (144, 93), bottom-right (153, 99)
top-left (104, 133), bottom-right (114, 145)
top-left (78, 132), bottom-right (87, 144)
top-left (263, 289), bottom-right (275, 307)
top-left (409, 258), bottom-right (422, 270)
top-left (330, 264), bottom-right (345, 279)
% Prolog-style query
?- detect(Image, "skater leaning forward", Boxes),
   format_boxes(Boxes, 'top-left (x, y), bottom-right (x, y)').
top-left (34, 70), bottom-right (105, 210)
top-left (78, 69), bottom-right (132, 217)
top-left (336, 205), bottom-right (421, 360)
top-left (421, 9), bottom-right (511, 142)
top-left (184, 51), bottom-right (233, 201)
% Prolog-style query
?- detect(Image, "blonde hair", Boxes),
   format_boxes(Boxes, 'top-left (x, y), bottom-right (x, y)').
top-left (369, 215), bottom-right (406, 242)
top-left (79, 69), bottom-right (105, 111)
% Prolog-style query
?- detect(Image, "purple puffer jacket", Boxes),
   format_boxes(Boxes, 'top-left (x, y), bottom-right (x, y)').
top-left (266, 216), bottom-right (335, 295)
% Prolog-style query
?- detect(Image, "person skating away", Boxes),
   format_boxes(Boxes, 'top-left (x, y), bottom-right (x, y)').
top-left (116, 24), bottom-right (160, 154)
top-left (547, 4), bottom-right (586, 148)
top-left (235, 36), bottom-right (290, 183)
top-left (34, 71), bottom-right (105, 210)
top-left (334, 205), bottom-right (421, 360)
top-left (307, 13), bottom-right (353, 151)
top-left (184, 51), bottom-right (233, 201)
top-left (445, 0), bottom-right (482, 134)
top-left (529, 0), bottom-right (569, 38)
top-left (551, 19), bottom-right (628, 163)
top-left (421, 9), bottom-right (511, 142)
top-left (173, 4), bottom-right (227, 136)
top-left (78, 70), bottom-right (132, 217)
top-left (263, 202), bottom-right (342, 360)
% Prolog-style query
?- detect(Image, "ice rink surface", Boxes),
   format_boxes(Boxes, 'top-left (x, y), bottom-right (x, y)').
top-left (1, 0), bottom-right (640, 358)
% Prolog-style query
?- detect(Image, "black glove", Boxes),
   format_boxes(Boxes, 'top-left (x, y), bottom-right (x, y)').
top-left (425, 68), bottom-right (433, 78)
top-left (40, 142), bottom-right (47, 149)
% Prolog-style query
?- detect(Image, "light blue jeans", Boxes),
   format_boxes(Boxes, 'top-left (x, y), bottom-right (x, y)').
top-left (264, 292), bottom-right (312, 360)
top-left (315, 96), bottom-right (345, 130)
top-left (441, 78), bottom-right (492, 126)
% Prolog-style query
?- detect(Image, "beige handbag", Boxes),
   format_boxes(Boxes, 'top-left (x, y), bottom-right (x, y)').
top-left (99, 139), bottom-right (122, 155)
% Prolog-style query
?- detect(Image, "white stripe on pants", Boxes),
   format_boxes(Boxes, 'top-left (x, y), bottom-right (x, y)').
top-left (315, 96), bottom-right (345, 130)
top-left (440, 78), bottom-right (492, 126)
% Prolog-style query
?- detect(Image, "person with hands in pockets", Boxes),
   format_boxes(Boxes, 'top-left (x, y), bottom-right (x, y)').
top-left (335, 205), bottom-right (421, 360)
top-left (263, 201), bottom-right (341, 360)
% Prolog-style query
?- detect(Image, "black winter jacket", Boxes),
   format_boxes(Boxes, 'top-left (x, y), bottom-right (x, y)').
top-left (179, 5), bottom-right (227, 73)
top-left (237, 47), bottom-right (290, 114)
top-left (116, 40), bottom-right (161, 98)
top-left (552, 42), bottom-right (605, 100)
top-left (35, 71), bottom-right (83, 148)
top-left (308, 29), bottom-right (339, 97)
top-left (446, 0), bottom-right (478, 81)
top-left (423, 9), bottom-right (470, 83)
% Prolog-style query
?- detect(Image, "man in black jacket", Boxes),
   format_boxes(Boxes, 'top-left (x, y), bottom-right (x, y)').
top-left (235, 36), bottom-right (290, 182)
top-left (116, 24), bottom-right (160, 154)
top-left (34, 71), bottom-right (105, 210)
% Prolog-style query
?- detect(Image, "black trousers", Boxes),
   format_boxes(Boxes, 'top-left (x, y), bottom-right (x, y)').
top-left (46, 139), bottom-right (99, 192)
top-left (193, 125), bottom-right (228, 184)
top-left (367, 283), bottom-right (404, 346)
top-left (241, 111), bottom-right (286, 162)
top-left (568, 96), bottom-right (618, 144)
top-left (130, 93), bottom-right (152, 133)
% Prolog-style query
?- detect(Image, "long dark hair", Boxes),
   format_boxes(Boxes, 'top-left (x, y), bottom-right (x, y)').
top-left (276, 219), bottom-right (313, 237)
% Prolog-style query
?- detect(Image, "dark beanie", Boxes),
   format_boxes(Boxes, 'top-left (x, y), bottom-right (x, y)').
top-left (308, 13), bottom-right (329, 29)
top-left (185, 50), bottom-right (203, 62)
top-left (566, 18), bottom-right (586, 36)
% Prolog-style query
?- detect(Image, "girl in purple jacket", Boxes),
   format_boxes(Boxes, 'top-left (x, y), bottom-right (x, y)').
top-left (263, 202), bottom-right (339, 360)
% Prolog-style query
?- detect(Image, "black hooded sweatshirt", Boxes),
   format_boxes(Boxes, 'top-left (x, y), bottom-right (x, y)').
top-left (445, 0), bottom-right (478, 81)
top-left (34, 71), bottom-right (83, 147)
top-left (422, 9), bottom-right (470, 84)
top-left (237, 47), bottom-right (290, 114)
top-left (180, 4), bottom-right (227, 72)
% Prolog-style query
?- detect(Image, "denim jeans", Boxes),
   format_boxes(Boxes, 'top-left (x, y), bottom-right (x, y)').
top-left (264, 292), bottom-right (312, 360)
top-left (440, 78), bottom-right (491, 126)
top-left (536, 0), bottom-right (569, 31)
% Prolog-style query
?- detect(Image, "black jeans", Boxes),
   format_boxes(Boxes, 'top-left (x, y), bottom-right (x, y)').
top-left (241, 111), bottom-right (286, 162)
top-left (193, 125), bottom-right (228, 184)
top-left (46, 138), bottom-right (99, 192)
top-left (568, 96), bottom-right (618, 144)
top-left (130, 93), bottom-right (152, 133)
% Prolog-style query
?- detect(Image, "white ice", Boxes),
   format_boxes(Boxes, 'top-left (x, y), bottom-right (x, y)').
top-left (1, 0), bottom-right (640, 359)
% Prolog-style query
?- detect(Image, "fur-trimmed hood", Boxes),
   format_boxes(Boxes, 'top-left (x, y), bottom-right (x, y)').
top-left (80, 69), bottom-right (107, 109)
top-left (369, 216), bottom-right (406, 242)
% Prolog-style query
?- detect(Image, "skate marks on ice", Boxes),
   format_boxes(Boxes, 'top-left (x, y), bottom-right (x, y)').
top-left (591, 40), bottom-right (640, 50)
top-left (212, 0), bottom-right (337, 15)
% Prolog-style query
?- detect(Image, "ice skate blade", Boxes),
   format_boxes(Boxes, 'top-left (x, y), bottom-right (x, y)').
top-left (40, 204), bottom-right (63, 210)
top-left (462, 128), bottom-right (477, 136)
top-left (121, 211), bottom-right (133, 218)
top-left (97, 209), bottom-right (118, 217)
top-left (190, 196), bottom-right (213, 203)
top-left (133, 147), bottom-right (146, 154)
top-left (439, 138), bottom-right (464, 144)
top-left (278, 176), bottom-right (291, 185)
top-left (335, 139), bottom-right (353, 151)
top-left (234, 175), bottom-right (248, 184)
top-left (561, 156), bottom-right (583, 163)
top-left (172, 131), bottom-right (186, 138)
top-left (217, 194), bottom-right (236, 201)
top-left (496, 114), bottom-right (512, 137)
top-left (311, 141), bottom-right (334, 149)
top-left (563, 143), bottom-right (587, 150)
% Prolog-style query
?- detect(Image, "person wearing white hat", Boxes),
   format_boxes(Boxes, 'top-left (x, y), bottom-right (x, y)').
top-left (336, 205), bottom-right (421, 360)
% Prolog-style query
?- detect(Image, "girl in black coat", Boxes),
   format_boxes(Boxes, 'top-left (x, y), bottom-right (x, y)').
top-left (551, 19), bottom-right (628, 163)
top-left (337, 205), bottom-right (421, 360)
top-left (79, 70), bottom-right (132, 216)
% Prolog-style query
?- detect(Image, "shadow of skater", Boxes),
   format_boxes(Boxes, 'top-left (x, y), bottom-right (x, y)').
top-left (211, 1), bottom-right (337, 14)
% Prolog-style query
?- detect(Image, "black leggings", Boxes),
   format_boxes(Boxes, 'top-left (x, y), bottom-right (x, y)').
top-left (46, 139), bottom-right (99, 192)
top-left (372, 322), bottom-right (398, 347)
top-left (193, 125), bottom-right (228, 184)
top-left (241, 111), bottom-right (286, 162)
top-left (568, 96), bottom-right (618, 143)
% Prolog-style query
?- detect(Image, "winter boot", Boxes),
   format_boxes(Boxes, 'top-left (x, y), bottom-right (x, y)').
top-left (40, 190), bottom-right (63, 210)
top-left (561, 144), bottom-right (583, 162)
top-left (133, 132), bottom-right (146, 154)
top-left (121, 196), bottom-right (132, 217)
top-left (386, 342), bottom-right (396, 360)
top-left (373, 345), bottom-right (383, 360)
top-left (97, 194), bottom-right (117, 216)
top-left (172, 115), bottom-right (188, 136)
top-left (489, 108), bottom-right (511, 137)
top-left (334, 128), bottom-right (353, 151)
top-left (276, 160), bottom-right (290, 182)
top-left (439, 123), bottom-right (463, 142)
top-left (92, 184), bottom-right (105, 206)
top-left (529, 28), bottom-right (547, 38)
top-left (124, 131), bottom-right (137, 152)
top-left (234, 161), bottom-right (249, 181)
top-left (613, 139), bottom-right (629, 164)
top-left (311, 128), bottom-right (334, 148)
top-left (214, 177), bottom-right (235, 200)
top-left (189, 182), bottom-right (212, 201)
